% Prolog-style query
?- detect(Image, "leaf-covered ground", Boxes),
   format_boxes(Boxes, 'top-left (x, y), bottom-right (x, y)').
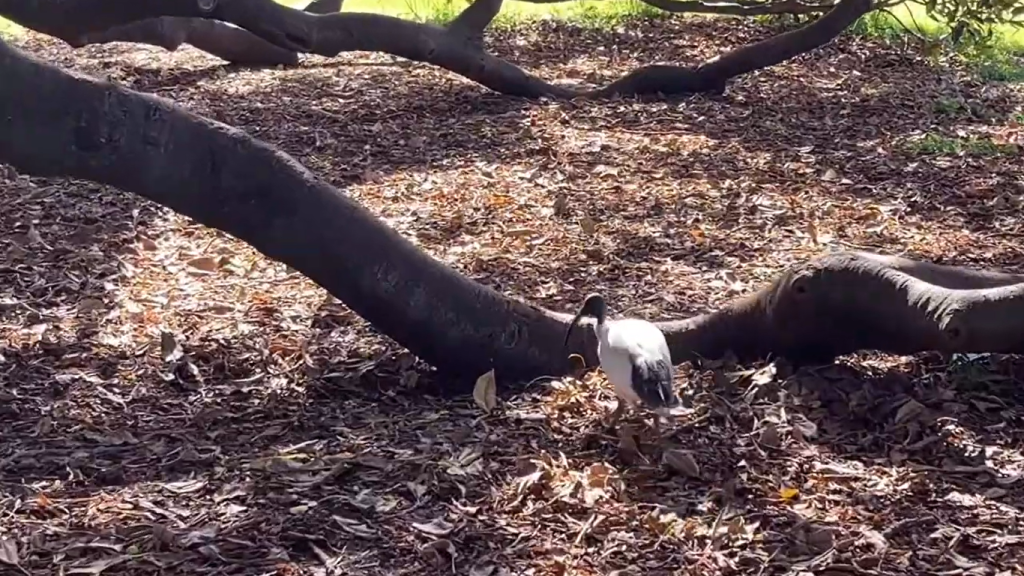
top-left (2, 17), bottom-right (1024, 576)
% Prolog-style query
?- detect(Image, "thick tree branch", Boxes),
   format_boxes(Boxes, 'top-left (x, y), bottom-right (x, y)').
top-left (5, 38), bottom-right (1024, 388)
top-left (304, 0), bottom-right (343, 14)
top-left (70, 18), bottom-right (298, 66)
top-left (0, 0), bottom-right (873, 99)
top-left (0, 37), bottom-right (574, 384)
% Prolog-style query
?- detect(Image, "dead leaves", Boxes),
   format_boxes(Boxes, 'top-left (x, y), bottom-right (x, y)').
top-left (894, 398), bottom-right (927, 425)
top-left (412, 517), bottom-right (455, 537)
top-left (473, 368), bottom-right (497, 413)
top-left (420, 538), bottom-right (457, 571)
top-left (0, 539), bottom-right (27, 575)
top-left (662, 449), bottom-right (701, 479)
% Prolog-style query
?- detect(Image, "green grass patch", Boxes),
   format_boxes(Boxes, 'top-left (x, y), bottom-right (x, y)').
top-left (849, 2), bottom-right (1024, 52)
top-left (904, 132), bottom-right (1019, 156)
top-left (974, 54), bottom-right (1024, 82)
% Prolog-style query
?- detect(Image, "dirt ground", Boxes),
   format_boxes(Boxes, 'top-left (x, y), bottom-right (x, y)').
top-left (2, 16), bottom-right (1024, 576)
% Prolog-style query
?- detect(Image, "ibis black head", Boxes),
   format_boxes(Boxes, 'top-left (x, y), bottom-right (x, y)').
top-left (563, 293), bottom-right (608, 350)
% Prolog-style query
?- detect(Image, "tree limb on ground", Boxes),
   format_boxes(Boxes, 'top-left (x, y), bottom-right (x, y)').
top-left (0, 0), bottom-right (873, 98)
top-left (4, 35), bottom-right (1024, 390)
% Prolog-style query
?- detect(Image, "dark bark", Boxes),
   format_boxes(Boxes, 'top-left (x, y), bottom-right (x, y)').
top-left (0, 0), bottom-right (873, 98)
top-left (68, 18), bottom-right (298, 66)
top-left (304, 0), bottom-right (343, 14)
top-left (5, 36), bottom-right (1024, 390)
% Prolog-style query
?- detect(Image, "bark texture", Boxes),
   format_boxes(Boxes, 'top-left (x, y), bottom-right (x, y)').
top-left (4, 36), bottom-right (1024, 389)
top-left (0, 0), bottom-right (874, 98)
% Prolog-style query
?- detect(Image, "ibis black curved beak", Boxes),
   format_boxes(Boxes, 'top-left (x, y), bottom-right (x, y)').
top-left (563, 293), bottom-right (605, 351)
top-left (563, 309), bottom-right (586, 350)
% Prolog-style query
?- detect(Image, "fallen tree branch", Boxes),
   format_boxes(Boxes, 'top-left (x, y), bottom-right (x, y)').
top-left (68, 18), bottom-right (298, 66)
top-left (5, 36), bottom-right (1024, 390)
top-left (0, 0), bottom-right (874, 99)
top-left (61, 0), bottom-right (339, 64)
top-left (639, 0), bottom-right (839, 16)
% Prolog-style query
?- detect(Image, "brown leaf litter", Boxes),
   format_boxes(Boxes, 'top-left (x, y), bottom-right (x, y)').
top-left (2, 16), bottom-right (1024, 576)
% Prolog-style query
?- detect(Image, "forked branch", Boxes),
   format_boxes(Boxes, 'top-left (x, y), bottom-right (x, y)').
top-left (0, 0), bottom-right (874, 98)
top-left (448, 0), bottom-right (504, 45)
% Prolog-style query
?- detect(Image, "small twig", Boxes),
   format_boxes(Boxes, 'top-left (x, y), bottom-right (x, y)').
top-left (572, 513), bottom-right (600, 547)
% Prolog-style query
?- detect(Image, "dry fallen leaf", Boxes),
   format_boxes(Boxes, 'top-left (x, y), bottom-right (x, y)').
top-left (473, 368), bottom-right (497, 413)
top-left (0, 538), bottom-right (20, 569)
top-left (805, 527), bottom-right (835, 552)
top-left (412, 517), bottom-right (455, 537)
top-left (160, 331), bottom-right (183, 363)
top-left (579, 215), bottom-right (597, 235)
top-left (894, 398), bottom-right (925, 424)
top-left (421, 539), bottom-right (456, 571)
top-left (790, 414), bottom-right (818, 441)
top-left (662, 449), bottom-right (700, 478)
top-left (66, 556), bottom-right (128, 575)
top-left (759, 422), bottom-right (781, 448)
top-left (186, 256), bottom-right (221, 273)
top-left (779, 486), bottom-right (800, 500)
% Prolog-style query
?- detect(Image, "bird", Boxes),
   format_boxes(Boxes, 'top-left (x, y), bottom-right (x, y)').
top-left (563, 292), bottom-right (681, 436)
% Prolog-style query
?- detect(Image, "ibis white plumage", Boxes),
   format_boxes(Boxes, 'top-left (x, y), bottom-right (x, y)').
top-left (564, 293), bottom-right (681, 433)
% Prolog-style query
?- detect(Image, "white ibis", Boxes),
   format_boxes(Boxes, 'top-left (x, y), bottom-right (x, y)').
top-left (563, 293), bottom-right (681, 434)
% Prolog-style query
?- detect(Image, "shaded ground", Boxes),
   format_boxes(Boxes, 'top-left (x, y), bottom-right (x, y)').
top-left (2, 16), bottom-right (1024, 576)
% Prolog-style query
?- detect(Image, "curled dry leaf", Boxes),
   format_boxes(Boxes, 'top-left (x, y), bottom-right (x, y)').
top-left (790, 414), bottom-right (818, 441)
top-left (421, 539), bottom-right (456, 571)
top-left (412, 517), bottom-right (455, 537)
top-left (473, 368), bottom-right (497, 413)
top-left (160, 331), bottom-right (183, 363)
top-left (662, 449), bottom-right (701, 478)
top-left (186, 256), bottom-right (221, 273)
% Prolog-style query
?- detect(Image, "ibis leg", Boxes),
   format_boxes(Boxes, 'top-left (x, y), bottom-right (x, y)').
top-left (606, 399), bottom-right (626, 429)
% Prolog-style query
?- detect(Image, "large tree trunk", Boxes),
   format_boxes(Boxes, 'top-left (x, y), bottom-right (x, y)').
top-left (0, 0), bottom-right (874, 98)
top-left (5, 36), bottom-right (1024, 391)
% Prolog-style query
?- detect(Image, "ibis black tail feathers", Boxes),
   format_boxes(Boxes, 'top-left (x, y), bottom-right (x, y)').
top-left (630, 356), bottom-right (679, 411)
